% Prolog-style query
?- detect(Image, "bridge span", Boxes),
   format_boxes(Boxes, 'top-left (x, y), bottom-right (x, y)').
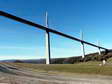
top-left (0, 11), bottom-right (108, 64)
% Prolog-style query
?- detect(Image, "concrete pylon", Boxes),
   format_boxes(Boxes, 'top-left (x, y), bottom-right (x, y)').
top-left (45, 12), bottom-right (51, 64)
top-left (97, 40), bottom-right (101, 55)
top-left (80, 30), bottom-right (85, 58)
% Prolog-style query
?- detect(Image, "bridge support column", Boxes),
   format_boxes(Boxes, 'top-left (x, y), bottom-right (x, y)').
top-left (45, 30), bottom-right (51, 64)
top-left (81, 42), bottom-right (85, 58)
top-left (80, 31), bottom-right (85, 59)
top-left (97, 41), bottom-right (101, 55)
top-left (45, 12), bottom-right (51, 64)
top-left (98, 48), bottom-right (101, 55)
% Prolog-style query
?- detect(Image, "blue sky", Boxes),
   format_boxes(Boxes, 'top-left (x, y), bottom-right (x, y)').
top-left (0, 0), bottom-right (112, 60)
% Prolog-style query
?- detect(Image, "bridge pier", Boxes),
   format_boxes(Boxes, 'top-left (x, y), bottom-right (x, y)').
top-left (45, 30), bottom-right (51, 64)
top-left (98, 48), bottom-right (101, 55)
top-left (81, 42), bottom-right (85, 58)
top-left (80, 31), bottom-right (85, 59)
top-left (97, 41), bottom-right (101, 55)
top-left (45, 12), bottom-right (51, 64)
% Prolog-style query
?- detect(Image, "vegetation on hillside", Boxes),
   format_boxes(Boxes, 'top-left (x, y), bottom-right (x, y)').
top-left (2, 50), bottom-right (112, 76)
top-left (7, 58), bottom-right (112, 76)
top-left (3, 50), bottom-right (112, 64)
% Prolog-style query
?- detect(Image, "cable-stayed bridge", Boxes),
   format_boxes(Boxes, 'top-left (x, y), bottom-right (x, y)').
top-left (0, 11), bottom-right (108, 64)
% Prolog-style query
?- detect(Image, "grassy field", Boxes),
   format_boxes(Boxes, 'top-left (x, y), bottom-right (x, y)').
top-left (6, 58), bottom-right (112, 76)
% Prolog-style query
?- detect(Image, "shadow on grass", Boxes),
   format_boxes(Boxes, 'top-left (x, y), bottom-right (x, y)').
top-left (0, 65), bottom-right (17, 75)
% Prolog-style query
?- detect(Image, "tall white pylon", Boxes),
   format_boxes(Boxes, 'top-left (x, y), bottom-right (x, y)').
top-left (45, 12), bottom-right (51, 64)
top-left (97, 40), bottom-right (101, 55)
top-left (80, 30), bottom-right (85, 58)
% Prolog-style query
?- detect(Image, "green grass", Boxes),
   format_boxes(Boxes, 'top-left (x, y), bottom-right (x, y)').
top-left (7, 59), bottom-right (112, 76)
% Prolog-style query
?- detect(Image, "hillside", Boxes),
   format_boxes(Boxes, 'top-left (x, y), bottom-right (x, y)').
top-left (3, 57), bottom-right (112, 76)
top-left (0, 51), bottom-right (112, 84)
top-left (1, 49), bottom-right (112, 64)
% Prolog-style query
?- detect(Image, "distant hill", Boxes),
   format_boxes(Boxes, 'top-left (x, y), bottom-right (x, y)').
top-left (1, 49), bottom-right (112, 64)
top-left (0, 59), bottom-right (46, 64)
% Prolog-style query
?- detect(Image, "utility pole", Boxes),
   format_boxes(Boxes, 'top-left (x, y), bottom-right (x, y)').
top-left (45, 12), bottom-right (51, 64)
top-left (80, 30), bottom-right (85, 58)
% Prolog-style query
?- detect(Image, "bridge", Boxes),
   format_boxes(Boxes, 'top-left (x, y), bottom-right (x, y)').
top-left (0, 11), bottom-right (108, 64)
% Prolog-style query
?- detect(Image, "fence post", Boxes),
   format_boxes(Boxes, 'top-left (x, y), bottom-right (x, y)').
top-left (45, 12), bottom-right (51, 64)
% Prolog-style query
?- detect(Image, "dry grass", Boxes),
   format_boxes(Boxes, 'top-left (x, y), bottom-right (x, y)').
top-left (5, 58), bottom-right (112, 76)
